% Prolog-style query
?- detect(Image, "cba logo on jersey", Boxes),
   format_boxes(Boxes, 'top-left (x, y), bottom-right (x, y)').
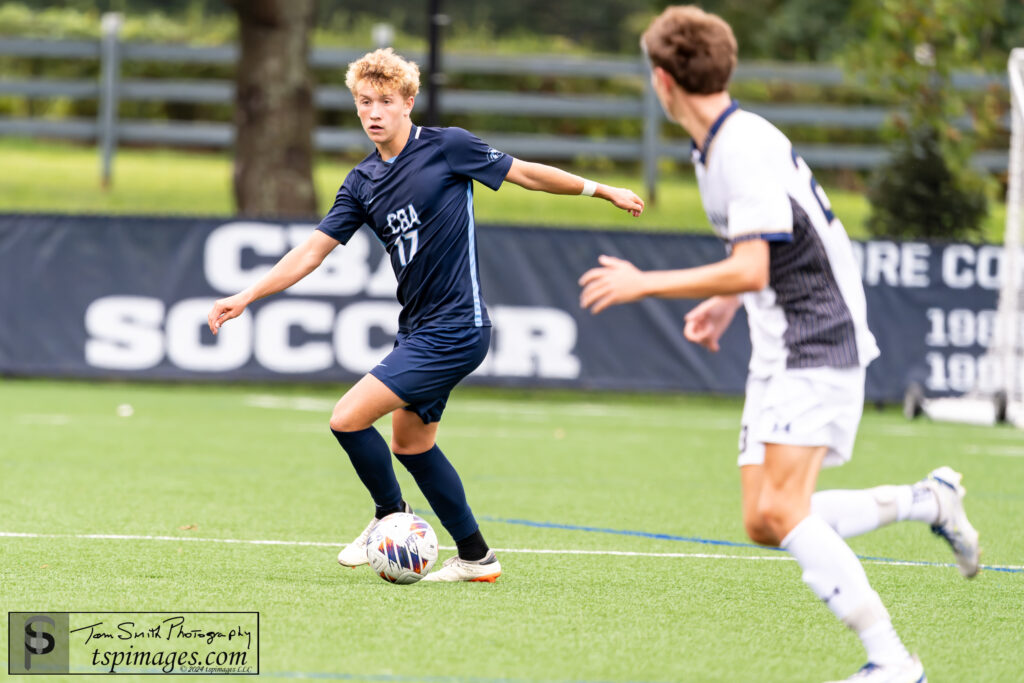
top-left (487, 148), bottom-right (504, 163)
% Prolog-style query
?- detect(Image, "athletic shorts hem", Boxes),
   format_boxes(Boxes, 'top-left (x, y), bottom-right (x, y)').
top-left (368, 326), bottom-right (491, 425)
top-left (737, 442), bottom-right (852, 470)
top-left (368, 367), bottom-right (414, 405)
top-left (736, 366), bottom-right (865, 470)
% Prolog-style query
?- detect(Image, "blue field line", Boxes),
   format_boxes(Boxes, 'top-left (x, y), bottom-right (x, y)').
top-left (477, 515), bottom-right (782, 551)
top-left (855, 554), bottom-right (1022, 574)
top-left (471, 514), bottom-right (1024, 575)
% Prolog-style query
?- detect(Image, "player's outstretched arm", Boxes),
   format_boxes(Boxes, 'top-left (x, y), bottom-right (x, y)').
top-left (503, 158), bottom-right (644, 216)
top-left (207, 230), bottom-right (339, 334)
top-left (579, 239), bottom-right (768, 314)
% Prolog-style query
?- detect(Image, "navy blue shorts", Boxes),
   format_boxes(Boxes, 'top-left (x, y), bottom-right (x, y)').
top-left (369, 326), bottom-right (491, 424)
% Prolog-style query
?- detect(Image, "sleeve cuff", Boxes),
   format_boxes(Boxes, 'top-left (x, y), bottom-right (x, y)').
top-left (730, 231), bottom-right (793, 244)
top-left (486, 153), bottom-right (515, 191)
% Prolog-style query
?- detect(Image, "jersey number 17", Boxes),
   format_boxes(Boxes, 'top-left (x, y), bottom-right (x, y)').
top-left (387, 203), bottom-right (422, 266)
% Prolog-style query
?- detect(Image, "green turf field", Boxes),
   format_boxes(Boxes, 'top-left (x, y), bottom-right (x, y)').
top-left (1, 379), bottom-right (1021, 682)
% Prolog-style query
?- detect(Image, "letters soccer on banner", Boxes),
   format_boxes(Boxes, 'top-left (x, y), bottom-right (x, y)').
top-left (78, 221), bottom-right (580, 381)
top-left (0, 215), bottom-right (1002, 400)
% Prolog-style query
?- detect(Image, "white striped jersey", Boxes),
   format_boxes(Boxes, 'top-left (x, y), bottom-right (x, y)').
top-left (693, 102), bottom-right (879, 378)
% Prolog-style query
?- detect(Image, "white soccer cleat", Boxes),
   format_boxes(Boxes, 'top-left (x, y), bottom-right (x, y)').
top-left (337, 502), bottom-right (412, 568)
top-left (919, 466), bottom-right (981, 578)
top-left (420, 550), bottom-right (502, 583)
top-left (824, 655), bottom-right (926, 683)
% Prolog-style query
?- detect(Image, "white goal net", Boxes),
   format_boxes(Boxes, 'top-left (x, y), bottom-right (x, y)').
top-left (909, 49), bottom-right (1024, 426)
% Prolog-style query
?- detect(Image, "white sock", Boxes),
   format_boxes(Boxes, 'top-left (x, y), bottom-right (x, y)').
top-left (904, 483), bottom-right (940, 524)
top-left (782, 515), bottom-right (910, 666)
top-left (811, 489), bottom-right (880, 538)
top-left (812, 484), bottom-right (940, 539)
top-left (859, 620), bottom-right (911, 667)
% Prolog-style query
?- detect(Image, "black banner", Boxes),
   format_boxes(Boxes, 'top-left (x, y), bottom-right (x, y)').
top-left (0, 214), bottom-right (1003, 401)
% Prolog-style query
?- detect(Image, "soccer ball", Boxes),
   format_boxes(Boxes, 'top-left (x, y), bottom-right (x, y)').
top-left (366, 512), bottom-right (438, 584)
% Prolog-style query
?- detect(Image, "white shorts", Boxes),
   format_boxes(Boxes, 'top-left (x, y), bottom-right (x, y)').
top-left (737, 366), bottom-right (866, 469)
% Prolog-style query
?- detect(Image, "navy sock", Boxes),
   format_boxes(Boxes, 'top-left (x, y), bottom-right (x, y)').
top-left (394, 444), bottom-right (480, 545)
top-left (331, 427), bottom-right (402, 511)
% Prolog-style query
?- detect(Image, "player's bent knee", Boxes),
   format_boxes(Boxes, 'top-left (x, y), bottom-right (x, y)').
top-left (756, 496), bottom-right (801, 543)
top-left (743, 514), bottom-right (779, 547)
top-left (390, 437), bottom-right (434, 455)
top-left (329, 411), bottom-right (369, 433)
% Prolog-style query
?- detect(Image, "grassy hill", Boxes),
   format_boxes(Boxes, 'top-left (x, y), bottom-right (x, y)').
top-left (5, 137), bottom-right (1007, 241)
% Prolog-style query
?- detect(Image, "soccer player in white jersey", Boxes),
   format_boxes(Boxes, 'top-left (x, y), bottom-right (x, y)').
top-left (579, 6), bottom-right (979, 682)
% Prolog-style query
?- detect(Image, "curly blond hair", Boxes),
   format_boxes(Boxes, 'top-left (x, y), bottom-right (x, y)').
top-left (345, 48), bottom-right (420, 98)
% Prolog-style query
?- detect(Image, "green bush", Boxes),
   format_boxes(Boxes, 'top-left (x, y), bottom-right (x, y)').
top-left (844, 0), bottom-right (1004, 241)
top-left (866, 125), bottom-right (987, 241)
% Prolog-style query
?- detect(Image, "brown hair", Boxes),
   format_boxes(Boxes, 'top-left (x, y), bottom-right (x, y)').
top-left (345, 48), bottom-right (420, 98)
top-left (641, 5), bottom-right (737, 95)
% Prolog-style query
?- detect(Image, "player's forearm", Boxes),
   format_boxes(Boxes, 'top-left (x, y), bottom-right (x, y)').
top-left (507, 160), bottom-right (594, 196)
top-left (642, 259), bottom-right (767, 300)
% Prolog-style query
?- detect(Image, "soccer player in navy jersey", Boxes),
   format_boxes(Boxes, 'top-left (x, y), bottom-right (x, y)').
top-left (207, 48), bottom-right (644, 582)
top-left (580, 6), bottom-right (978, 681)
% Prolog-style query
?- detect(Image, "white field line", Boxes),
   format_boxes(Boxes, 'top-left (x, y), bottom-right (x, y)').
top-left (244, 395), bottom-right (335, 412)
top-left (242, 393), bottom-right (1024, 440)
top-left (3, 531), bottom-right (1021, 571)
top-left (873, 422), bottom-right (1024, 441)
top-left (964, 444), bottom-right (1024, 457)
top-left (244, 394), bottom-right (668, 418)
top-left (0, 531), bottom-right (779, 561)
top-left (280, 424), bottom-right (576, 441)
top-left (16, 413), bottom-right (71, 425)
top-left (242, 394), bottom-right (740, 430)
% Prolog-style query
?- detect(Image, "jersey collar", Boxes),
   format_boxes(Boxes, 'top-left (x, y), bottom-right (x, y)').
top-left (691, 100), bottom-right (740, 165)
top-left (377, 123), bottom-right (421, 164)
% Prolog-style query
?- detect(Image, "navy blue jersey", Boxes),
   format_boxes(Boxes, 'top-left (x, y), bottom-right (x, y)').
top-left (317, 125), bottom-right (513, 332)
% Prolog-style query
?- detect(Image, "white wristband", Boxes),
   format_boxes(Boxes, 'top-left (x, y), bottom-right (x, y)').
top-left (580, 179), bottom-right (597, 197)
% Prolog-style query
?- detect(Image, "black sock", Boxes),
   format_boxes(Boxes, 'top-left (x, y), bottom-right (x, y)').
top-left (454, 529), bottom-right (489, 561)
top-left (375, 501), bottom-right (406, 519)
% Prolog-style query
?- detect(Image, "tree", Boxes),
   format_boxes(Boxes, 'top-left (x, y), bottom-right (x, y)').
top-left (226, 0), bottom-right (318, 218)
top-left (846, 0), bottom-right (1001, 241)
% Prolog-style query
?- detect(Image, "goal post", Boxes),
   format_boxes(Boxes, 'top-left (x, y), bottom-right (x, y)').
top-left (906, 49), bottom-right (1024, 426)
top-left (997, 48), bottom-right (1024, 426)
